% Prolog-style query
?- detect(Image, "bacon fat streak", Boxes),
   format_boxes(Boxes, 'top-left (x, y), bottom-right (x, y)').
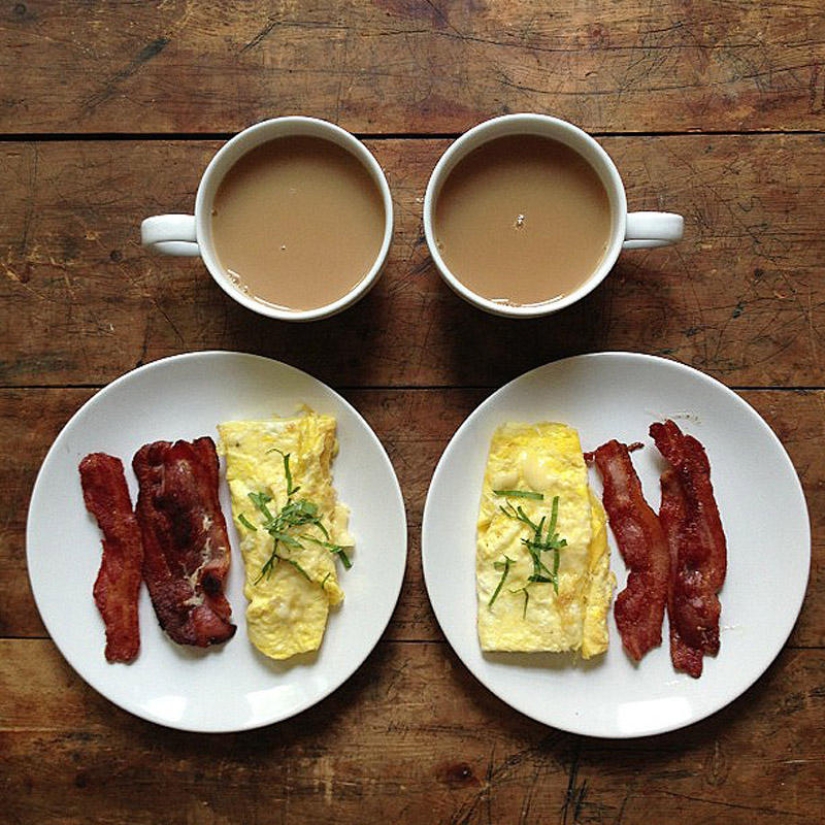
top-left (591, 440), bottom-right (670, 661)
top-left (651, 420), bottom-right (727, 678)
top-left (132, 437), bottom-right (236, 647)
top-left (79, 452), bottom-right (143, 663)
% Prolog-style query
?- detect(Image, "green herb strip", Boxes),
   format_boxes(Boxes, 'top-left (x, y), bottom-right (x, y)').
top-left (488, 555), bottom-right (514, 607)
top-left (245, 451), bottom-right (352, 583)
top-left (493, 489), bottom-right (544, 500)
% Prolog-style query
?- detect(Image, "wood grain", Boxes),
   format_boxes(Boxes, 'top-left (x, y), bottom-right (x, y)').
top-left (2, 639), bottom-right (823, 825)
top-left (2, 1), bottom-right (824, 135)
top-left (3, 135), bottom-right (825, 390)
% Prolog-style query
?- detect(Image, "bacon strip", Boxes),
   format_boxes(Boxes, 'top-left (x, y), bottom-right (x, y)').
top-left (659, 468), bottom-right (704, 677)
top-left (132, 437), bottom-right (236, 647)
top-left (590, 440), bottom-right (670, 661)
top-left (651, 420), bottom-right (727, 678)
top-left (79, 453), bottom-right (143, 663)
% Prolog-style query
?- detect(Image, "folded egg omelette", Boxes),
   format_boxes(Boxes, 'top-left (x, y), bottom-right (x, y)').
top-left (218, 409), bottom-right (353, 660)
top-left (476, 422), bottom-right (614, 658)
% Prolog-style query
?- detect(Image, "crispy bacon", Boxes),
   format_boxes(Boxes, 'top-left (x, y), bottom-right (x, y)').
top-left (659, 469), bottom-right (704, 677)
top-left (651, 420), bottom-right (727, 678)
top-left (79, 452), bottom-right (143, 664)
top-left (132, 437), bottom-right (236, 647)
top-left (590, 440), bottom-right (670, 661)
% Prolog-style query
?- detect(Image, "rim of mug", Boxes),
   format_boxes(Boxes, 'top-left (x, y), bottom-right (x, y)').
top-left (423, 113), bottom-right (628, 318)
top-left (195, 116), bottom-right (394, 322)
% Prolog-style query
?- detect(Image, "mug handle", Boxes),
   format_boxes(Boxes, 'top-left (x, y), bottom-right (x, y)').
top-left (141, 215), bottom-right (201, 257)
top-left (623, 211), bottom-right (684, 250)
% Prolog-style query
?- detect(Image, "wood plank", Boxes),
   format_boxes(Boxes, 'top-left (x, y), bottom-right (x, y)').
top-left (1, 639), bottom-right (823, 824)
top-left (4, 387), bottom-right (821, 647)
top-left (3, 2), bottom-right (824, 135)
top-left (2, 134), bottom-right (825, 389)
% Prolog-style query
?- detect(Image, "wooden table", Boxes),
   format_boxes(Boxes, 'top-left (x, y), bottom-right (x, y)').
top-left (2, 3), bottom-right (823, 822)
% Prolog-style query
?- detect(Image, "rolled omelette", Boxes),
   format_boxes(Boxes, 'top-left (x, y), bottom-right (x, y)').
top-left (218, 409), bottom-right (352, 660)
top-left (476, 421), bottom-right (614, 658)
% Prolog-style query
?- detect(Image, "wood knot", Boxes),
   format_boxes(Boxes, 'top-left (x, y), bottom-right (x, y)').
top-left (436, 761), bottom-right (480, 788)
top-left (588, 23), bottom-right (611, 47)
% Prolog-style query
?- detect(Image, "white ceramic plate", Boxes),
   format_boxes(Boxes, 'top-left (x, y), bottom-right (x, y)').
top-left (422, 352), bottom-right (810, 738)
top-left (27, 352), bottom-right (407, 733)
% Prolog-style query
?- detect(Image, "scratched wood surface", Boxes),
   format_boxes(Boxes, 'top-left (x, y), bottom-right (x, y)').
top-left (2, 2), bottom-right (824, 824)
top-left (4, 135), bottom-right (825, 390)
top-left (3, 1), bottom-right (825, 135)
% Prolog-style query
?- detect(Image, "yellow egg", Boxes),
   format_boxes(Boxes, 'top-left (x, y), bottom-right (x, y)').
top-left (217, 409), bottom-right (353, 660)
top-left (476, 422), bottom-right (614, 658)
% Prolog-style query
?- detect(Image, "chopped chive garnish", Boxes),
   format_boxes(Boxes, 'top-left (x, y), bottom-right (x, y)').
top-left (495, 495), bottom-right (568, 615)
top-left (489, 555), bottom-right (515, 607)
top-left (247, 452), bottom-right (352, 583)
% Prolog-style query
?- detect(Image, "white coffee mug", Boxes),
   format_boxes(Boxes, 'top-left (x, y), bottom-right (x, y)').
top-left (141, 117), bottom-right (394, 322)
top-left (423, 113), bottom-right (683, 318)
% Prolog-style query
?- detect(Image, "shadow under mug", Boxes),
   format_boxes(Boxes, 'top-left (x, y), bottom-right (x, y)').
top-left (141, 117), bottom-right (394, 322)
top-left (423, 113), bottom-right (684, 318)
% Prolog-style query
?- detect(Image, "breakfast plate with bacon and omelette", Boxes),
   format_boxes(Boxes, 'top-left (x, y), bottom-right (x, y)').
top-left (27, 352), bottom-right (407, 733)
top-left (422, 352), bottom-right (810, 738)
